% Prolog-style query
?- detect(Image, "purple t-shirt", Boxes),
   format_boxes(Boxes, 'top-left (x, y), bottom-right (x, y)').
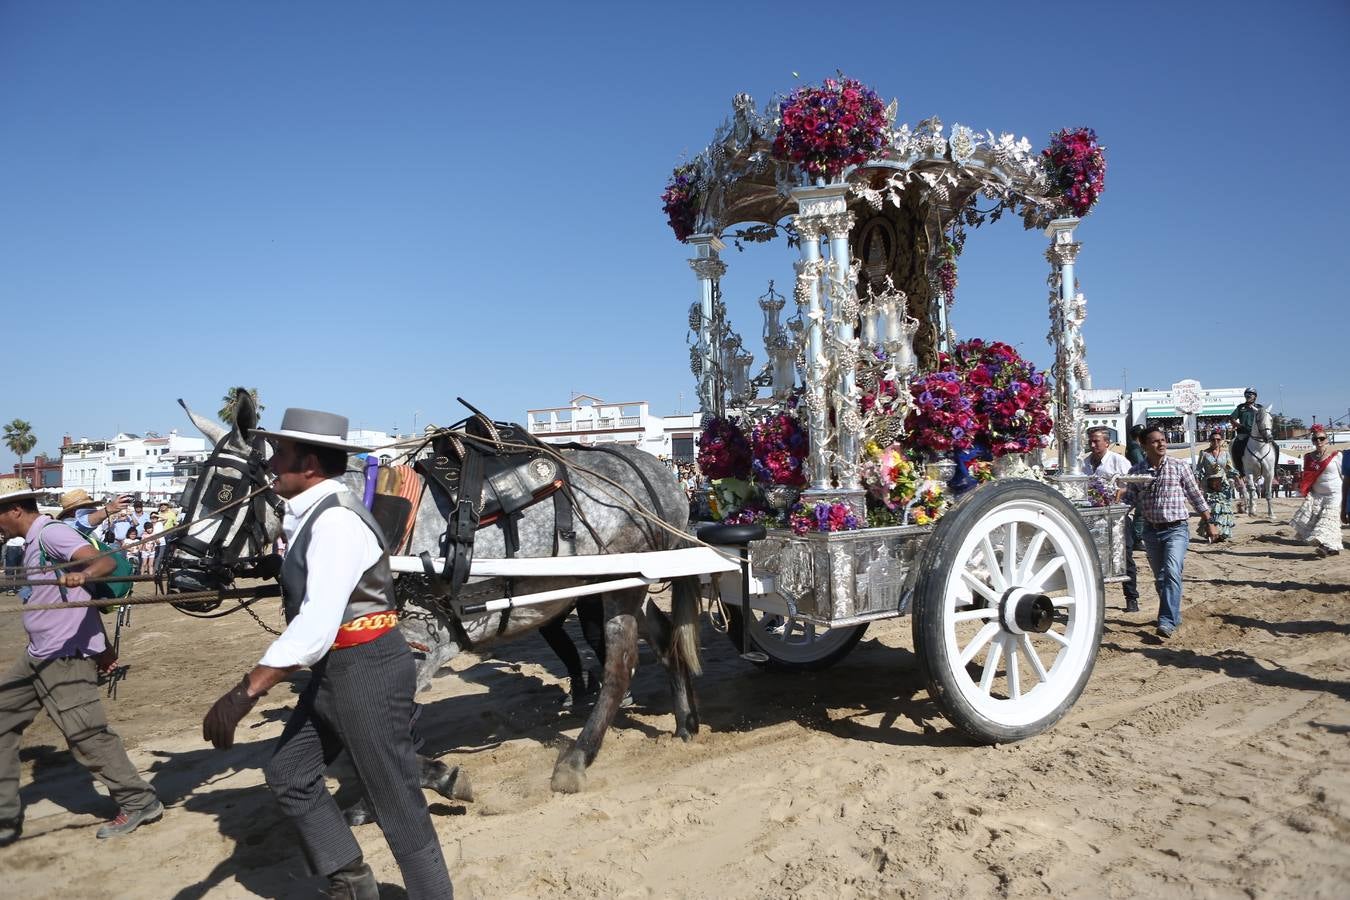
top-left (22, 515), bottom-right (107, 659)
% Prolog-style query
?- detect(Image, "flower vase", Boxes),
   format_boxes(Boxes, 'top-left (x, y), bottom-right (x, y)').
top-left (949, 443), bottom-right (990, 496)
top-left (992, 452), bottom-right (1034, 480)
top-left (923, 454), bottom-right (956, 484)
top-left (762, 484), bottom-right (802, 514)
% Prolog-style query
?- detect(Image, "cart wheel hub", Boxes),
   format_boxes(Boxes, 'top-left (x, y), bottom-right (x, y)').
top-left (1000, 587), bottom-right (1055, 635)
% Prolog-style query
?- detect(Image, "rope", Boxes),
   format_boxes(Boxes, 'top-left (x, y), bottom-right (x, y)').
top-left (0, 584), bottom-right (281, 614)
top-left (7, 480), bottom-right (278, 575)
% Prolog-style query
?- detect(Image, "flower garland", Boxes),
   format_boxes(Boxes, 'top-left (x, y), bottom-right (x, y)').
top-left (771, 76), bottom-right (888, 182)
top-left (948, 339), bottom-right (1053, 457)
top-left (697, 416), bottom-right (752, 481)
top-left (861, 441), bottom-right (918, 511)
top-left (662, 162), bottom-right (703, 242)
top-left (905, 370), bottom-right (978, 454)
top-left (788, 500), bottom-right (860, 536)
top-left (750, 413), bottom-right (808, 487)
top-left (1041, 127), bottom-right (1106, 218)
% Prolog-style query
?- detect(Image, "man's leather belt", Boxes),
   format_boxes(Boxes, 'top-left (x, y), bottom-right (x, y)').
top-left (1144, 519), bottom-right (1186, 530)
top-left (331, 611), bottom-right (399, 650)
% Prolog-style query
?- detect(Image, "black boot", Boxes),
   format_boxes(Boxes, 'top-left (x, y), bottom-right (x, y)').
top-left (326, 859), bottom-right (379, 900)
top-left (1124, 598), bottom-right (1140, 613)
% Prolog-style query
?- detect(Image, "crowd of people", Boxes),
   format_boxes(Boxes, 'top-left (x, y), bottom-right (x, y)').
top-left (1080, 386), bottom-right (1346, 641)
top-left (3, 493), bottom-right (183, 590)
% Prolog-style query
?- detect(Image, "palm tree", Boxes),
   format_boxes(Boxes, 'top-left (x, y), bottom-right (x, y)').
top-left (4, 419), bottom-right (37, 474)
top-left (219, 388), bottom-right (264, 425)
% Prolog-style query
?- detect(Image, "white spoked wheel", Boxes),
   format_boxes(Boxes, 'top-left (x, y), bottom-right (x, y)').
top-left (913, 480), bottom-right (1104, 743)
top-left (726, 604), bottom-right (868, 671)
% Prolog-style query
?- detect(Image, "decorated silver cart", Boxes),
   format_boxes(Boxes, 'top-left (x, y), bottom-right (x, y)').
top-left (666, 78), bottom-right (1131, 743)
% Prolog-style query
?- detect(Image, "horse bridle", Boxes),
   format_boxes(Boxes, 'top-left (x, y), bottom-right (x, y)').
top-left (168, 433), bottom-right (285, 589)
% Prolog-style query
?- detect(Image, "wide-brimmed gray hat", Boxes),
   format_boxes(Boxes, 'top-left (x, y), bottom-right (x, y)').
top-left (251, 408), bottom-right (372, 453)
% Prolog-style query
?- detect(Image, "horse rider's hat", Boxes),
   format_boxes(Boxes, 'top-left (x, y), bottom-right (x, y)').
top-left (251, 408), bottom-right (372, 453)
top-left (57, 489), bottom-right (100, 519)
top-left (0, 476), bottom-right (40, 505)
top-left (1244, 388), bottom-right (1257, 397)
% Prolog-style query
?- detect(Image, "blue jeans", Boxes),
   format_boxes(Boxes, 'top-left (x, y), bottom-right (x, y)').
top-left (1142, 522), bottom-right (1189, 630)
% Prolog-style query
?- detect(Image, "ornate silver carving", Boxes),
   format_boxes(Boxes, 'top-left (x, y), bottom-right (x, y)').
top-left (689, 257), bottom-right (728, 280)
top-left (949, 123), bottom-right (976, 164)
top-left (819, 211), bottom-right (856, 238)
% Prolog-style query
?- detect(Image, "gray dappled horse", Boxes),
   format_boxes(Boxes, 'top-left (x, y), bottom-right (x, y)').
top-left (165, 393), bottom-right (704, 797)
top-left (1237, 406), bottom-right (1277, 521)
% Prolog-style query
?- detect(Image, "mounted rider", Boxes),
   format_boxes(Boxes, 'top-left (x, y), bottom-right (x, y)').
top-left (1230, 388), bottom-right (1270, 477)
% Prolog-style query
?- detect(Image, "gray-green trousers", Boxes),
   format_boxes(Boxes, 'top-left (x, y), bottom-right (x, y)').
top-left (0, 653), bottom-right (157, 826)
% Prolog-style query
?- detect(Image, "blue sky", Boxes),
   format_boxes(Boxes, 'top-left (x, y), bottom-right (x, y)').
top-left (3, 1), bottom-right (1348, 468)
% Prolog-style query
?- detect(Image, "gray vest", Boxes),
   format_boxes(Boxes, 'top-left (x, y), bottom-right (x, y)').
top-left (280, 489), bottom-right (395, 626)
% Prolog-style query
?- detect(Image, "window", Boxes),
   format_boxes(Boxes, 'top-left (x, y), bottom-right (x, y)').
top-left (672, 435), bottom-right (694, 461)
top-left (111, 469), bottom-right (131, 482)
top-left (118, 448), bottom-right (125, 457)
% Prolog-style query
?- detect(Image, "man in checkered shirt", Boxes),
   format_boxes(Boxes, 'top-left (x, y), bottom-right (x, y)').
top-left (1122, 425), bottom-right (1218, 639)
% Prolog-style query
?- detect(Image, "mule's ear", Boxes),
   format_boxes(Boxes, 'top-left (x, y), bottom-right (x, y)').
top-left (232, 388), bottom-right (258, 436)
top-left (179, 398), bottom-right (228, 446)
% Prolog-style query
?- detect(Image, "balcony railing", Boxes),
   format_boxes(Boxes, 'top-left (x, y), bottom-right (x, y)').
top-left (530, 422), bottom-right (552, 432)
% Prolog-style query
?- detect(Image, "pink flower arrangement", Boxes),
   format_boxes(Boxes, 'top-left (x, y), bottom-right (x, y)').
top-left (750, 413), bottom-right (808, 487)
top-left (771, 76), bottom-right (888, 182)
top-left (697, 416), bottom-right (752, 480)
top-left (861, 442), bottom-right (918, 511)
top-left (1041, 127), bottom-right (1106, 218)
top-left (948, 339), bottom-right (1053, 457)
top-left (788, 500), bottom-right (860, 536)
top-left (905, 370), bottom-right (978, 454)
top-left (662, 162), bottom-right (703, 242)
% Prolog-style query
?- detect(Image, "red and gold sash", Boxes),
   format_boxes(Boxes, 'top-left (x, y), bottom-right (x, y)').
top-left (331, 611), bottom-right (399, 650)
top-left (1298, 451), bottom-right (1338, 496)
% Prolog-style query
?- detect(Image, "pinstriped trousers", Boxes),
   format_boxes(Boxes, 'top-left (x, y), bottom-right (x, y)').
top-left (263, 630), bottom-right (452, 898)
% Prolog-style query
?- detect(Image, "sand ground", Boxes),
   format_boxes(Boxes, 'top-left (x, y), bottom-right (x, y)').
top-left (2, 496), bottom-right (1347, 899)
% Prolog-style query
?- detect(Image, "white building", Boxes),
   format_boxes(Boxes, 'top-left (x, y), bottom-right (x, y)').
top-left (1079, 388), bottom-right (1127, 443)
top-left (347, 429), bottom-right (403, 463)
top-left (60, 431), bottom-right (210, 500)
top-left (527, 394), bottom-right (698, 463)
top-left (1128, 385), bottom-right (1247, 437)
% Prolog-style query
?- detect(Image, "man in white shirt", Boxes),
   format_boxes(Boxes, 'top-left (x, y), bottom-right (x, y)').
top-left (200, 408), bottom-right (451, 899)
top-left (1080, 427), bottom-right (1139, 613)
top-left (1080, 427), bottom-right (1131, 479)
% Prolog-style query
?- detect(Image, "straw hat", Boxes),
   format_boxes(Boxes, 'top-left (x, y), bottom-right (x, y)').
top-left (0, 475), bottom-right (39, 504)
top-left (251, 408), bottom-right (371, 453)
top-left (57, 488), bottom-right (101, 519)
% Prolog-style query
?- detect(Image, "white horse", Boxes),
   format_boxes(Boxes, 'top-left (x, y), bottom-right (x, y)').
top-left (1237, 406), bottom-right (1277, 520)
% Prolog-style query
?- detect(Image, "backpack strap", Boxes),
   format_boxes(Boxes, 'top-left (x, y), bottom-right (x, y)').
top-left (35, 522), bottom-right (72, 604)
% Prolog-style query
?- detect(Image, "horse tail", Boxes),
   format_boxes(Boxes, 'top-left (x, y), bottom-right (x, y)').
top-left (670, 575), bottom-right (703, 677)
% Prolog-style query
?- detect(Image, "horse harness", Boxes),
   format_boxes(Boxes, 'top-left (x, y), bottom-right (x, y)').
top-left (173, 433), bottom-right (286, 599)
top-left (409, 413), bottom-right (577, 639)
top-left (400, 410), bottom-right (668, 647)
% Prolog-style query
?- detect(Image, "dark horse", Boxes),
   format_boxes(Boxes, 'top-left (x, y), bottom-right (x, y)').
top-left (165, 392), bottom-right (703, 795)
